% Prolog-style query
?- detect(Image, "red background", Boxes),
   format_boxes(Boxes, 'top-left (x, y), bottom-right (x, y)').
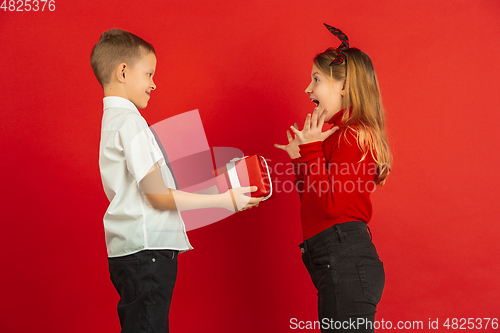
top-left (1, 0), bottom-right (500, 332)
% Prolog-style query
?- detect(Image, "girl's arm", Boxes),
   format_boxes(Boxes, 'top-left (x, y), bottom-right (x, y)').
top-left (275, 109), bottom-right (339, 201)
top-left (293, 117), bottom-right (376, 218)
top-left (287, 108), bottom-right (371, 218)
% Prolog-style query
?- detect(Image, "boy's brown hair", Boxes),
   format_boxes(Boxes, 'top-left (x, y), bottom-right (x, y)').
top-left (90, 29), bottom-right (155, 87)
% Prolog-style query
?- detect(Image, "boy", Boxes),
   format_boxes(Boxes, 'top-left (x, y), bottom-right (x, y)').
top-left (91, 29), bottom-right (262, 333)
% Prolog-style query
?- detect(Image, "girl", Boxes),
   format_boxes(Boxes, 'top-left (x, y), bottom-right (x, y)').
top-left (275, 24), bottom-right (391, 332)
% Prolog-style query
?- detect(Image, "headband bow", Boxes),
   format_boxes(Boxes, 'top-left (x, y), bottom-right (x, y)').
top-left (323, 23), bottom-right (349, 66)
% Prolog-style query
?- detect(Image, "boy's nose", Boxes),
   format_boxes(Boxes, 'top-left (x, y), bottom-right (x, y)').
top-left (151, 81), bottom-right (156, 90)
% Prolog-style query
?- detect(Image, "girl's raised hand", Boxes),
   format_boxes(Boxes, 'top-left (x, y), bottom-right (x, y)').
top-left (291, 108), bottom-right (339, 145)
top-left (274, 122), bottom-right (301, 159)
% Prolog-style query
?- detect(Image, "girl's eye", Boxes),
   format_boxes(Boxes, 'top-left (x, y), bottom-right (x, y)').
top-left (314, 78), bottom-right (319, 82)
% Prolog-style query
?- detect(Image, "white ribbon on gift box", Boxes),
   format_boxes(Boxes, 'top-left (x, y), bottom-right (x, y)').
top-left (226, 160), bottom-right (241, 188)
top-left (226, 156), bottom-right (272, 201)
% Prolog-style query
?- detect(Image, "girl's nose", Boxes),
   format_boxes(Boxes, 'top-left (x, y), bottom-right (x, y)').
top-left (305, 82), bottom-right (312, 94)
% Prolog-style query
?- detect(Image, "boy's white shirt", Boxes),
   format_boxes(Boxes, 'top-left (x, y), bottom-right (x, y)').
top-left (99, 96), bottom-right (192, 257)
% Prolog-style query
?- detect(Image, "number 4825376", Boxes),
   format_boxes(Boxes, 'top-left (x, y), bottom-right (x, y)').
top-left (1, 0), bottom-right (55, 11)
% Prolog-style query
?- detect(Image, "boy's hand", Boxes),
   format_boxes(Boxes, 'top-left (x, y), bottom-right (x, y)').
top-left (275, 122), bottom-right (301, 159)
top-left (225, 187), bottom-right (264, 212)
top-left (290, 108), bottom-right (339, 145)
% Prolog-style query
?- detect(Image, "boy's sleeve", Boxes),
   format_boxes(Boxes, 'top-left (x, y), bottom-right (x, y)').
top-left (117, 112), bottom-right (163, 183)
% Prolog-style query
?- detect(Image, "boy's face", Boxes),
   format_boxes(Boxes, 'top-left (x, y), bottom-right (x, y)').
top-left (124, 51), bottom-right (157, 109)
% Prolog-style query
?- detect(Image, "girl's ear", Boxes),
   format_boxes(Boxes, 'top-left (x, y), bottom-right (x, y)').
top-left (116, 63), bottom-right (127, 83)
top-left (341, 79), bottom-right (346, 96)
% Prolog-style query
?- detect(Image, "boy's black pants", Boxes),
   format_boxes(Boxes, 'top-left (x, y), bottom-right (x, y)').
top-left (108, 249), bottom-right (178, 333)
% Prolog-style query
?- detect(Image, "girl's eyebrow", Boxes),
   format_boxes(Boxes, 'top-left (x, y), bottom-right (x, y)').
top-left (312, 72), bottom-right (320, 76)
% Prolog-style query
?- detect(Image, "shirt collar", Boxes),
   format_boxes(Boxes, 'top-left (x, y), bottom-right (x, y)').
top-left (328, 108), bottom-right (345, 126)
top-left (103, 96), bottom-right (140, 114)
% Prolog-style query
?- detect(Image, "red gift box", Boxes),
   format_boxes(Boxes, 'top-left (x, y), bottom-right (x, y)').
top-left (214, 155), bottom-right (273, 201)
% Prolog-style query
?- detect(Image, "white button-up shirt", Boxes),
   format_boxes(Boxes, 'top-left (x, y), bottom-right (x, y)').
top-left (99, 96), bottom-right (192, 257)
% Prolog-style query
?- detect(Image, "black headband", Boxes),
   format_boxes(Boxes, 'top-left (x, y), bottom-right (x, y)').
top-left (323, 23), bottom-right (349, 66)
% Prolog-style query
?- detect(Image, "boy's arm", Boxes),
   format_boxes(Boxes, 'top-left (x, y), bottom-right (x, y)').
top-left (140, 163), bottom-right (262, 212)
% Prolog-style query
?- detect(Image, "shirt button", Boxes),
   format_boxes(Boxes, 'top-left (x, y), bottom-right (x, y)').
top-left (300, 248), bottom-right (305, 253)
top-left (152, 258), bottom-right (156, 262)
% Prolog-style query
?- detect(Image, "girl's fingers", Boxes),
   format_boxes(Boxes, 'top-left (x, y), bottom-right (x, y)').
top-left (294, 122), bottom-right (299, 130)
top-left (274, 143), bottom-right (286, 151)
top-left (286, 130), bottom-right (293, 142)
top-left (290, 124), bottom-right (300, 136)
top-left (310, 108), bottom-right (320, 129)
top-left (329, 126), bottom-right (340, 134)
top-left (303, 113), bottom-right (311, 131)
top-left (322, 126), bottom-right (340, 139)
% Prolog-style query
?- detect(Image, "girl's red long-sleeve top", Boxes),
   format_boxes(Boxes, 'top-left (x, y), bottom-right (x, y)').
top-left (291, 111), bottom-right (377, 240)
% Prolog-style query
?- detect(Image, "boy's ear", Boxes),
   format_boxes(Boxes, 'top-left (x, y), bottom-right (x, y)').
top-left (116, 63), bottom-right (127, 83)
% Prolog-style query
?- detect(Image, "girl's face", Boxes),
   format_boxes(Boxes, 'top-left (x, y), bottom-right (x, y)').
top-left (305, 63), bottom-right (344, 122)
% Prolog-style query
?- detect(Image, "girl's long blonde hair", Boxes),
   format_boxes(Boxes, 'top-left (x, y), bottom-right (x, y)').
top-left (314, 47), bottom-right (392, 185)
